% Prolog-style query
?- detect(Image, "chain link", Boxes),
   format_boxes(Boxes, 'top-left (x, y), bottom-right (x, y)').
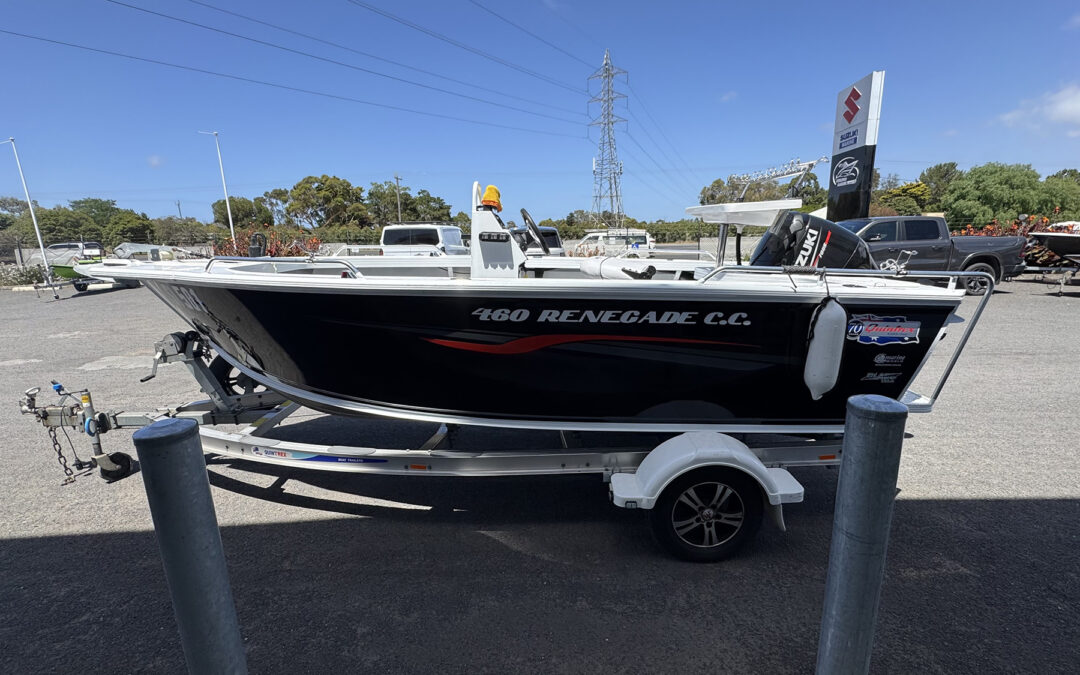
top-left (47, 426), bottom-right (76, 486)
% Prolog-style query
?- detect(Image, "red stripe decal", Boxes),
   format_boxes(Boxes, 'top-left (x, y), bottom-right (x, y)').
top-left (425, 334), bottom-right (753, 354)
top-left (812, 230), bottom-right (833, 267)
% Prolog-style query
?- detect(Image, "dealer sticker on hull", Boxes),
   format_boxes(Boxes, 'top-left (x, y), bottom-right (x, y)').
top-left (846, 314), bottom-right (921, 345)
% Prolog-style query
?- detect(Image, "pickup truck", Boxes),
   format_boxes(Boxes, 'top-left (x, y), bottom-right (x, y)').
top-left (836, 216), bottom-right (1026, 295)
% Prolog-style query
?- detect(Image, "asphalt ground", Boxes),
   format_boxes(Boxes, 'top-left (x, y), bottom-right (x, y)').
top-left (1, 274), bottom-right (1078, 674)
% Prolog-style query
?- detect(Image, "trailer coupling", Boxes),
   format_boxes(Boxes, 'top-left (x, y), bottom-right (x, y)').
top-left (19, 382), bottom-right (137, 484)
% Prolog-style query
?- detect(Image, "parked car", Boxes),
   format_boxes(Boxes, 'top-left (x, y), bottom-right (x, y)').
top-left (379, 224), bottom-right (469, 256)
top-left (517, 225), bottom-right (565, 256)
top-left (836, 216), bottom-right (1026, 295)
top-left (573, 228), bottom-right (656, 257)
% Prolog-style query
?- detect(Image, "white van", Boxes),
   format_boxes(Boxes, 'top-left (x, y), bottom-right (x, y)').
top-left (573, 229), bottom-right (655, 257)
top-left (380, 224), bottom-right (469, 256)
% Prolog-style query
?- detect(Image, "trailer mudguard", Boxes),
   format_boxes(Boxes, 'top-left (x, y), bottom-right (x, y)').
top-left (609, 432), bottom-right (804, 518)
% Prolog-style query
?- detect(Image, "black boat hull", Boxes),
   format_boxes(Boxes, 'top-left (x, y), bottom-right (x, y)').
top-left (145, 279), bottom-right (956, 429)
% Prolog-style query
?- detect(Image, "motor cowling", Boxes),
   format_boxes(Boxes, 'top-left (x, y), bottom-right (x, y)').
top-left (750, 211), bottom-right (874, 269)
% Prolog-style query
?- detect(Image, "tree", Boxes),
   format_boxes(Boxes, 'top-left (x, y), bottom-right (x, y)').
top-left (69, 198), bottom-right (120, 229)
top-left (941, 163), bottom-right (1046, 226)
top-left (879, 182), bottom-right (931, 215)
top-left (0, 196), bottom-right (35, 229)
top-left (699, 176), bottom-right (785, 204)
top-left (452, 210), bottom-right (470, 224)
top-left (288, 175), bottom-right (370, 228)
top-left (255, 188), bottom-right (294, 227)
top-left (366, 180), bottom-right (411, 225)
top-left (918, 162), bottom-right (964, 211)
top-left (10, 206), bottom-right (97, 244)
top-left (152, 216), bottom-right (212, 245)
top-left (786, 172), bottom-right (826, 208)
top-left (103, 210), bottom-right (153, 247)
top-left (1042, 173), bottom-right (1080, 221)
top-left (211, 196), bottom-right (272, 229)
top-left (410, 189), bottom-right (451, 221)
top-left (1048, 168), bottom-right (1080, 185)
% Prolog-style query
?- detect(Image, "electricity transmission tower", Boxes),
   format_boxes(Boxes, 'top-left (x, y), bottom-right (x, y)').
top-left (589, 50), bottom-right (626, 230)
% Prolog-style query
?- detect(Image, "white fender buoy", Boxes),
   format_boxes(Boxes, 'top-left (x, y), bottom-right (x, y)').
top-left (804, 298), bottom-right (847, 400)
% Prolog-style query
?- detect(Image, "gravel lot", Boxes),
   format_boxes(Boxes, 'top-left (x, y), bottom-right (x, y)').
top-left (1, 275), bottom-right (1077, 674)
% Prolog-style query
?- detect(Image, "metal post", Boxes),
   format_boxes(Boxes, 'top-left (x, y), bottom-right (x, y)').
top-left (394, 173), bottom-right (403, 223)
top-left (816, 394), bottom-right (908, 675)
top-left (133, 418), bottom-right (247, 675)
top-left (200, 131), bottom-right (235, 241)
top-left (5, 137), bottom-right (59, 298)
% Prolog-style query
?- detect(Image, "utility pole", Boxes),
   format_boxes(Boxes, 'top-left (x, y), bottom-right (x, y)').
top-left (589, 50), bottom-right (626, 231)
top-left (393, 173), bottom-right (403, 223)
top-left (199, 131), bottom-right (235, 241)
top-left (3, 137), bottom-right (58, 299)
top-left (175, 200), bottom-right (183, 219)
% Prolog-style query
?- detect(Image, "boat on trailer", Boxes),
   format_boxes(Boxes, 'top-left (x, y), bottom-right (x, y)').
top-left (41, 182), bottom-right (993, 561)
top-left (78, 183), bottom-right (984, 434)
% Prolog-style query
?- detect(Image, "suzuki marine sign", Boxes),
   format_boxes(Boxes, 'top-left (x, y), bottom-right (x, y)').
top-left (826, 71), bottom-right (885, 222)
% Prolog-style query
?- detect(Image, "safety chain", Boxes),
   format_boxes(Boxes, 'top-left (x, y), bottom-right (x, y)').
top-left (47, 426), bottom-right (77, 486)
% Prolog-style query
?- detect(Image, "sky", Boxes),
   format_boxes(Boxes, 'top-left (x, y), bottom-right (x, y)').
top-left (1, 0), bottom-right (1078, 225)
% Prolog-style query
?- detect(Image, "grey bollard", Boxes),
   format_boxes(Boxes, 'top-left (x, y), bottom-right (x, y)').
top-left (816, 394), bottom-right (908, 675)
top-left (133, 418), bottom-right (248, 675)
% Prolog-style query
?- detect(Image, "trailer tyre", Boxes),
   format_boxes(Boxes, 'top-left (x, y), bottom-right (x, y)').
top-left (962, 262), bottom-right (996, 296)
top-left (650, 467), bottom-right (763, 563)
top-left (208, 355), bottom-right (263, 396)
top-left (100, 452), bottom-right (134, 481)
top-left (72, 280), bottom-right (88, 292)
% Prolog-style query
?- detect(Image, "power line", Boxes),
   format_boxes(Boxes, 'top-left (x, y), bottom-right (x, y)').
top-left (625, 81), bottom-right (701, 188)
top-left (623, 110), bottom-right (698, 195)
top-left (624, 132), bottom-right (692, 199)
top-left (0, 28), bottom-right (587, 139)
top-left (184, 0), bottom-right (582, 117)
top-left (345, 0), bottom-right (587, 96)
top-left (104, 0), bottom-right (578, 125)
top-left (466, 0), bottom-right (594, 69)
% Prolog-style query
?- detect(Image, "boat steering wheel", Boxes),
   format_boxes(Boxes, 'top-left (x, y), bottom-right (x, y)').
top-left (521, 208), bottom-right (550, 255)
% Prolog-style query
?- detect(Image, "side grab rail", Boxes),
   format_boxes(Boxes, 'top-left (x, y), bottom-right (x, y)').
top-left (204, 257), bottom-right (363, 278)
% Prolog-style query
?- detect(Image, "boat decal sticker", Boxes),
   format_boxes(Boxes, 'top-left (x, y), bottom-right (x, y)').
top-left (472, 308), bottom-right (751, 326)
top-left (861, 372), bottom-right (901, 384)
top-left (845, 314), bottom-right (921, 345)
top-left (425, 334), bottom-right (755, 355)
top-left (251, 446), bottom-right (387, 463)
top-left (873, 354), bottom-right (906, 367)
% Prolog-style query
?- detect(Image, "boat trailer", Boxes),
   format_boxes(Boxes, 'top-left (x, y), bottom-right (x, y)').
top-left (19, 330), bottom-right (853, 561)
top-left (19, 275), bottom-right (992, 561)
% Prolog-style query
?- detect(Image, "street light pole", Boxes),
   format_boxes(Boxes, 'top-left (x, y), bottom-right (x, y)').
top-left (199, 131), bottom-right (235, 241)
top-left (4, 137), bottom-right (58, 299)
top-left (393, 173), bottom-right (403, 223)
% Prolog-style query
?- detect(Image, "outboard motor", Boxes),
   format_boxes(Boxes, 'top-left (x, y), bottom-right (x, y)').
top-left (750, 211), bottom-right (874, 269)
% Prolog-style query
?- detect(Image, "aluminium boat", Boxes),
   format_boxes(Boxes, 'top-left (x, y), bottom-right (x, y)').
top-left (80, 183), bottom-right (983, 433)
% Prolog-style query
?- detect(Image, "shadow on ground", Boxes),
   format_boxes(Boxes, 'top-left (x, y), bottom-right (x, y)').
top-left (2, 462), bottom-right (1077, 674)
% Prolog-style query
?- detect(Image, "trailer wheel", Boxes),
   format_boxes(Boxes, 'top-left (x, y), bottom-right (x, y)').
top-left (208, 355), bottom-right (264, 396)
top-left (961, 262), bottom-right (996, 296)
top-left (100, 452), bottom-right (134, 481)
top-left (72, 280), bottom-right (88, 292)
top-left (650, 468), bottom-right (763, 562)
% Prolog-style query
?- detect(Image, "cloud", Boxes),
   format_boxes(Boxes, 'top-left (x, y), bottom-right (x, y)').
top-left (1066, 13), bottom-right (1080, 29)
top-left (999, 83), bottom-right (1080, 135)
top-left (719, 91), bottom-right (737, 103)
top-left (942, 129), bottom-right (958, 137)
top-left (147, 154), bottom-right (163, 168)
